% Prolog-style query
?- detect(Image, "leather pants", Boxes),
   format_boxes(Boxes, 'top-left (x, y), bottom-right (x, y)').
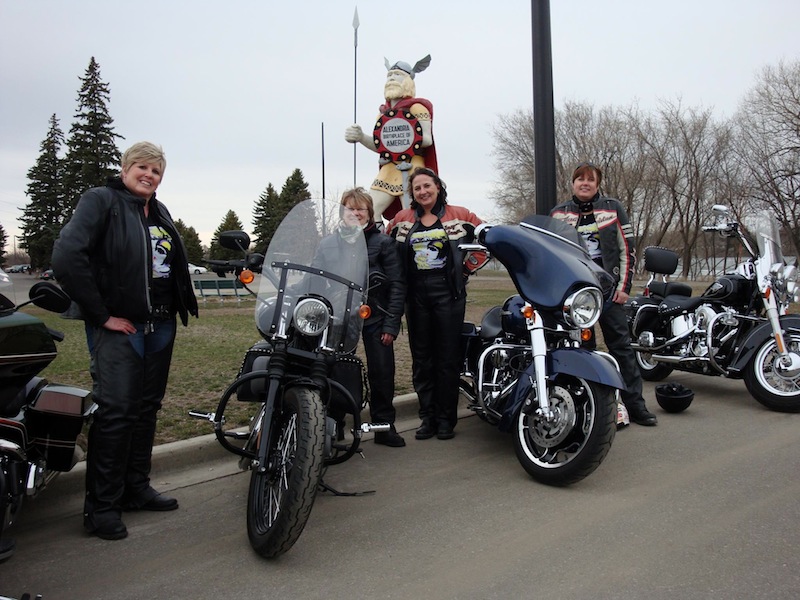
top-left (362, 320), bottom-right (397, 424)
top-left (598, 302), bottom-right (646, 410)
top-left (405, 274), bottom-right (466, 430)
top-left (84, 319), bottom-right (176, 524)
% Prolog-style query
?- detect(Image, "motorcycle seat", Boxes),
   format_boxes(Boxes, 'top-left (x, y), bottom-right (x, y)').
top-left (658, 294), bottom-right (706, 317)
top-left (648, 281), bottom-right (692, 298)
top-left (480, 306), bottom-right (503, 340)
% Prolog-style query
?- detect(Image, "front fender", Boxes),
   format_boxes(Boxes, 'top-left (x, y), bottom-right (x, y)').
top-left (548, 348), bottom-right (626, 390)
top-left (728, 315), bottom-right (800, 375)
top-left (499, 348), bottom-right (625, 432)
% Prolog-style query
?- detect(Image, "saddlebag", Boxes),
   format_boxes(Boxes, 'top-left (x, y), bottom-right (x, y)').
top-left (26, 384), bottom-right (92, 471)
top-left (328, 355), bottom-right (366, 419)
top-left (236, 342), bottom-right (273, 402)
top-left (235, 343), bottom-right (366, 414)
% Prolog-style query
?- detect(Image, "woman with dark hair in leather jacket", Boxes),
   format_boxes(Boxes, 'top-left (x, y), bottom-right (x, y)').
top-left (387, 168), bottom-right (486, 440)
top-left (52, 141), bottom-right (198, 541)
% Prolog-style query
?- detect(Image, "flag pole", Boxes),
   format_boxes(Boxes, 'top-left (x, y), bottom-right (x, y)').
top-left (352, 7), bottom-right (360, 186)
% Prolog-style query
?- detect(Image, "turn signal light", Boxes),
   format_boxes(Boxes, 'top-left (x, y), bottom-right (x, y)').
top-left (521, 304), bottom-right (534, 319)
top-left (359, 304), bottom-right (372, 319)
top-left (239, 270), bottom-right (255, 285)
top-left (581, 329), bottom-right (593, 343)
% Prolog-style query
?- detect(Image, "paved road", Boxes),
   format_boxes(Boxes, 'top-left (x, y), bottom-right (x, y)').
top-left (2, 373), bottom-right (799, 599)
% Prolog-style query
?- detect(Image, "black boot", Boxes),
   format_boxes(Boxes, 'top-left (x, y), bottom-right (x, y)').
top-left (628, 404), bottom-right (658, 426)
top-left (415, 421), bottom-right (437, 440)
top-left (374, 425), bottom-right (406, 447)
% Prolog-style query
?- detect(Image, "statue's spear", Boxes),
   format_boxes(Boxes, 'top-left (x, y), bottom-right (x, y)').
top-left (352, 7), bottom-right (359, 186)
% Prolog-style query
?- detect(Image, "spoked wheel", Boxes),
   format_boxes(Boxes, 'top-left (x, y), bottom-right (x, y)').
top-left (634, 349), bottom-right (673, 381)
top-left (744, 334), bottom-right (800, 412)
top-left (246, 386), bottom-right (325, 558)
top-left (513, 375), bottom-right (616, 486)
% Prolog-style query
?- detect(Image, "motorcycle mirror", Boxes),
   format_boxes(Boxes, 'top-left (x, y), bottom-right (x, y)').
top-left (219, 230), bottom-right (251, 252)
top-left (28, 282), bottom-right (73, 314)
top-left (711, 205), bottom-right (729, 216)
top-left (246, 253), bottom-right (264, 272)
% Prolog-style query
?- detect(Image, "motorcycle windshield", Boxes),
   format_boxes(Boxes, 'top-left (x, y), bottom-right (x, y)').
top-left (486, 215), bottom-right (611, 309)
top-left (257, 199), bottom-right (368, 353)
top-left (752, 213), bottom-right (785, 268)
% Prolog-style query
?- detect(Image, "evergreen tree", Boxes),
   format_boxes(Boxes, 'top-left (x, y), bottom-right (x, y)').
top-left (252, 183), bottom-right (281, 253)
top-left (20, 114), bottom-right (66, 269)
top-left (62, 57), bottom-right (123, 214)
top-left (208, 210), bottom-right (245, 260)
top-left (174, 219), bottom-right (205, 264)
top-left (279, 169), bottom-right (312, 210)
top-left (0, 223), bottom-right (7, 269)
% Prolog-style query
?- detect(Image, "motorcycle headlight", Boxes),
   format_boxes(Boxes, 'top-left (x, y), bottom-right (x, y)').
top-left (293, 298), bottom-right (330, 336)
top-left (563, 287), bottom-right (603, 329)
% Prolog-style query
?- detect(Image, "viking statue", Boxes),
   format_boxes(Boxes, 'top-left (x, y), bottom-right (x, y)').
top-left (345, 55), bottom-right (437, 222)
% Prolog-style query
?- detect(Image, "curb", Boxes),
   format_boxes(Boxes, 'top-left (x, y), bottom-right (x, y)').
top-left (50, 392), bottom-right (425, 496)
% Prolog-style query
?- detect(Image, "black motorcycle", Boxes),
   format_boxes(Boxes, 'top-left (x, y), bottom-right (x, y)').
top-left (458, 215), bottom-right (625, 486)
top-left (626, 205), bottom-right (800, 412)
top-left (0, 272), bottom-right (94, 561)
top-left (191, 199), bottom-right (387, 558)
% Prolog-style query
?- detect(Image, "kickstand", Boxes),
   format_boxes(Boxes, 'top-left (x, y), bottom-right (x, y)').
top-left (318, 478), bottom-right (376, 497)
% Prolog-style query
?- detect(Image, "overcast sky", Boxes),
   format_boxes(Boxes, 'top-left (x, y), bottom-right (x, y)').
top-left (1, 0), bottom-right (798, 247)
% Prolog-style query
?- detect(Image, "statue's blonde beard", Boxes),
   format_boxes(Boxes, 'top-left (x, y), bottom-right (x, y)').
top-left (384, 77), bottom-right (416, 101)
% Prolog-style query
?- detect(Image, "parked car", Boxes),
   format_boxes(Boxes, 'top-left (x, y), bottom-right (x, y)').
top-left (39, 269), bottom-right (56, 280)
top-left (7, 264), bottom-right (31, 273)
top-left (187, 263), bottom-right (208, 275)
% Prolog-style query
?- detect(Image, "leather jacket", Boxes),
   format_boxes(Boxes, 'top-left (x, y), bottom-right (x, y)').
top-left (387, 202), bottom-right (487, 300)
top-left (364, 224), bottom-right (405, 336)
top-left (52, 178), bottom-right (198, 327)
top-left (550, 194), bottom-right (636, 295)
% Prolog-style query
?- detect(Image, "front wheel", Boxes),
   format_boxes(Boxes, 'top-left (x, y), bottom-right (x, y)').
top-left (634, 349), bottom-right (673, 381)
top-left (513, 375), bottom-right (616, 486)
top-left (246, 386), bottom-right (325, 558)
top-left (743, 334), bottom-right (800, 412)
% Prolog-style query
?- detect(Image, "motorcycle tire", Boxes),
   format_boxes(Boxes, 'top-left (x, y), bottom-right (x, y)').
top-left (0, 465), bottom-right (19, 562)
top-left (743, 334), bottom-right (800, 413)
top-left (634, 349), bottom-right (673, 381)
top-left (246, 386), bottom-right (325, 558)
top-left (513, 375), bottom-right (616, 486)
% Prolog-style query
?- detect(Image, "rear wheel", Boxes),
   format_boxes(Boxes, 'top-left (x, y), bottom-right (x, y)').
top-left (634, 350), bottom-right (673, 381)
top-left (246, 386), bottom-right (325, 558)
top-left (513, 375), bottom-right (616, 486)
top-left (0, 462), bottom-right (21, 562)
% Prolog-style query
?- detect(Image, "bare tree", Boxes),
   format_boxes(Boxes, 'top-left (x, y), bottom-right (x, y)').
top-left (634, 100), bottom-right (732, 277)
top-left (490, 109), bottom-right (536, 223)
top-left (734, 60), bottom-right (800, 256)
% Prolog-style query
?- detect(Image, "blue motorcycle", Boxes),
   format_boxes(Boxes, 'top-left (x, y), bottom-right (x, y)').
top-left (459, 216), bottom-right (624, 486)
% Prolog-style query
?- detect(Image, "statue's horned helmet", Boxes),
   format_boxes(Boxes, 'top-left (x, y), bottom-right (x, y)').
top-left (384, 54), bottom-right (431, 79)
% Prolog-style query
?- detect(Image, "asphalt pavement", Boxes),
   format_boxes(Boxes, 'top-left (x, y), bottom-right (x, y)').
top-left (2, 374), bottom-right (800, 600)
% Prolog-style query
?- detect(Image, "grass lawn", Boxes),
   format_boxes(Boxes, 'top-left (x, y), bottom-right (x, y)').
top-left (33, 272), bottom-right (711, 444)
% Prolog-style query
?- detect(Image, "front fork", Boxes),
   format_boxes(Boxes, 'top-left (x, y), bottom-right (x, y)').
top-left (526, 309), bottom-right (555, 420)
top-left (761, 288), bottom-right (800, 373)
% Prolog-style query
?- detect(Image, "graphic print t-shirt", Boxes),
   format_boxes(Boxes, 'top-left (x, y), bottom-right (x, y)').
top-left (148, 215), bottom-right (175, 306)
top-left (577, 212), bottom-right (602, 264)
top-left (408, 222), bottom-right (449, 274)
